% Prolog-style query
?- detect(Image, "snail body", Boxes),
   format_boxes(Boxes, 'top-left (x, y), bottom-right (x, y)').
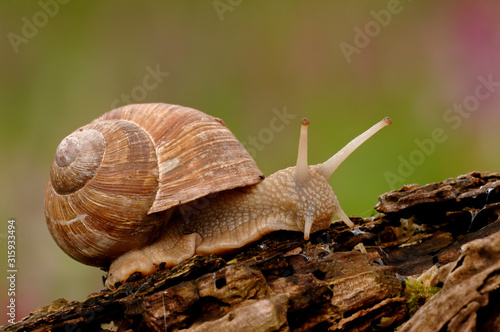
top-left (44, 103), bottom-right (391, 289)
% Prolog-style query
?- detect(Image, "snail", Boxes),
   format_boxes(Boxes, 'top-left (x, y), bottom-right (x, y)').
top-left (44, 103), bottom-right (391, 289)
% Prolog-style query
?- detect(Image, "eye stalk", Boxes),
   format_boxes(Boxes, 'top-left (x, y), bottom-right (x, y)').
top-left (292, 116), bottom-right (392, 238)
top-left (320, 117), bottom-right (392, 179)
top-left (293, 118), bottom-right (310, 185)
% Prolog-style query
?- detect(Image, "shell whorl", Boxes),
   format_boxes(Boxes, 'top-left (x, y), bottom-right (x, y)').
top-left (46, 119), bottom-right (162, 266)
top-left (51, 129), bottom-right (105, 195)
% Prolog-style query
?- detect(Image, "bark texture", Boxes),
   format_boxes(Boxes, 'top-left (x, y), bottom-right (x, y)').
top-left (4, 171), bottom-right (500, 331)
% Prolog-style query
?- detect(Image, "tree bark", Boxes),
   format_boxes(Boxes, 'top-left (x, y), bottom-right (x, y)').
top-left (4, 171), bottom-right (500, 331)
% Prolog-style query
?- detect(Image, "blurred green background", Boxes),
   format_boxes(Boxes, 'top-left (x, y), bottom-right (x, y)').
top-left (1, 0), bottom-right (500, 322)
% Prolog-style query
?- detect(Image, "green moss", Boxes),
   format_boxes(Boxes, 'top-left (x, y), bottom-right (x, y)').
top-left (404, 278), bottom-right (441, 314)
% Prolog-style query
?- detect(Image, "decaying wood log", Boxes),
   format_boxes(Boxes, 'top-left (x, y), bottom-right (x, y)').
top-left (400, 230), bottom-right (500, 331)
top-left (4, 171), bottom-right (500, 331)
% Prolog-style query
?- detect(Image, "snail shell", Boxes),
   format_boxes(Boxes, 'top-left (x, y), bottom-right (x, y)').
top-left (45, 103), bottom-right (264, 267)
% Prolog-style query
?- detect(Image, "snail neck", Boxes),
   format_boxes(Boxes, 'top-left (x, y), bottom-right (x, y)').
top-left (176, 164), bottom-right (340, 250)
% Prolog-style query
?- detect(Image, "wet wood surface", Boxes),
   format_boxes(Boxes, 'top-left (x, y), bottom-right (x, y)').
top-left (4, 171), bottom-right (500, 331)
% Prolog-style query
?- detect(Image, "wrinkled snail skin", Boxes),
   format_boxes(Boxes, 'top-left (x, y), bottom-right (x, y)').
top-left (44, 103), bottom-right (391, 290)
top-left (106, 165), bottom-right (339, 287)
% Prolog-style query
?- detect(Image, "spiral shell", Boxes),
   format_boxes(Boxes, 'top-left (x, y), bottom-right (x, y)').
top-left (45, 103), bottom-right (264, 267)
